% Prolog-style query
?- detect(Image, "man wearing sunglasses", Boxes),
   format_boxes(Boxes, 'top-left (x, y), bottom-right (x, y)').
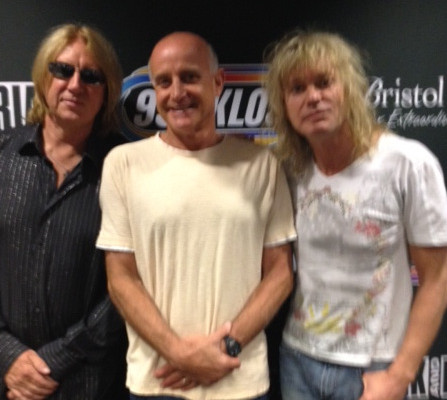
top-left (0, 23), bottom-right (128, 399)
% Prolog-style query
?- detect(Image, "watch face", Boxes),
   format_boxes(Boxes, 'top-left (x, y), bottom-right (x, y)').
top-left (225, 336), bottom-right (241, 357)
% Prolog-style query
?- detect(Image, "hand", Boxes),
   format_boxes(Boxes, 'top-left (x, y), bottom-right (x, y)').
top-left (360, 369), bottom-right (409, 400)
top-left (5, 349), bottom-right (58, 400)
top-left (153, 367), bottom-right (199, 391)
top-left (154, 322), bottom-right (241, 388)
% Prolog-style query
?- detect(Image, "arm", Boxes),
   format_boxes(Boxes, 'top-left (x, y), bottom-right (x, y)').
top-left (154, 243), bottom-right (294, 389)
top-left (361, 245), bottom-right (447, 400)
top-left (35, 296), bottom-right (125, 381)
top-left (0, 308), bottom-right (58, 399)
top-left (228, 242), bottom-right (294, 347)
top-left (4, 350), bottom-right (58, 400)
top-left (34, 249), bottom-right (126, 382)
top-left (105, 251), bottom-right (240, 386)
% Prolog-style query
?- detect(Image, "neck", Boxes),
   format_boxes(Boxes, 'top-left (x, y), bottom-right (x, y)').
top-left (42, 115), bottom-right (90, 187)
top-left (310, 128), bottom-right (356, 176)
top-left (162, 128), bottom-right (222, 151)
top-left (42, 115), bottom-right (91, 154)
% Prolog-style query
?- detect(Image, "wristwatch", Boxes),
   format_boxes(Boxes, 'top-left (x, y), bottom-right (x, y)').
top-left (224, 335), bottom-right (241, 357)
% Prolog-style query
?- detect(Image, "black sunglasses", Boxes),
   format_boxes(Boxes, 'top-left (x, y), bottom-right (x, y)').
top-left (48, 62), bottom-right (105, 85)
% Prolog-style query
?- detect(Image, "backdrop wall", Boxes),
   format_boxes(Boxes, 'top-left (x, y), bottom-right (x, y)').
top-left (1, 1), bottom-right (446, 398)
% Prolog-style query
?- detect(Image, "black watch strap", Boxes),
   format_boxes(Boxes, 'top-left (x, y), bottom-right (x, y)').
top-left (224, 335), bottom-right (241, 357)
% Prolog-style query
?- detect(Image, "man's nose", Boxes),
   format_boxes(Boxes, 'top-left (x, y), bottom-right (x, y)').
top-left (306, 85), bottom-right (321, 103)
top-left (171, 78), bottom-right (185, 99)
top-left (67, 71), bottom-right (83, 90)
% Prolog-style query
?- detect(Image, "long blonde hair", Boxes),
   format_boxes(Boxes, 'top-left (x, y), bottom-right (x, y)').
top-left (264, 29), bottom-right (381, 174)
top-left (27, 23), bottom-right (123, 136)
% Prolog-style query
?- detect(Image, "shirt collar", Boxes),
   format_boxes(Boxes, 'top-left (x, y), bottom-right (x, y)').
top-left (17, 124), bottom-right (42, 156)
top-left (18, 124), bottom-right (103, 172)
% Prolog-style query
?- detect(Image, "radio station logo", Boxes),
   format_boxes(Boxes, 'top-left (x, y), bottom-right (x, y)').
top-left (119, 64), bottom-right (276, 144)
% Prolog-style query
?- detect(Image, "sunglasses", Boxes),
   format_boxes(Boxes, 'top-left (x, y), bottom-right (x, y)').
top-left (48, 62), bottom-right (105, 85)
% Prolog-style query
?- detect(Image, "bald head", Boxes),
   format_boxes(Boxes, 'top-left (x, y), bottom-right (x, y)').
top-left (148, 31), bottom-right (218, 78)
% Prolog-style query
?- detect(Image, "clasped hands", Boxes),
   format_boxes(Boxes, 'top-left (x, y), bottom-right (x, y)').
top-left (154, 322), bottom-right (241, 391)
top-left (4, 349), bottom-right (58, 400)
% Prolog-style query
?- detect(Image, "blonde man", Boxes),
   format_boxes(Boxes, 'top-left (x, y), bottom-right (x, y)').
top-left (0, 23), bottom-right (127, 399)
top-left (264, 30), bottom-right (447, 400)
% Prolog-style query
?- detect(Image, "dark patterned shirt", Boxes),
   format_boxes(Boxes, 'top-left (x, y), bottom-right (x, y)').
top-left (0, 125), bottom-right (128, 399)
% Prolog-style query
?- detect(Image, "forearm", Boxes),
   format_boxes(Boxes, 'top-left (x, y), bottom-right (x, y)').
top-left (230, 243), bottom-right (294, 347)
top-left (115, 282), bottom-right (180, 359)
top-left (0, 331), bottom-right (29, 379)
top-left (0, 321), bottom-right (57, 397)
top-left (36, 297), bottom-right (125, 380)
top-left (106, 251), bottom-right (240, 385)
top-left (389, 246), bottom-right (447, 384)
top-left (389, 278), bottom-right (447, 383)
top-left (105, 252), bottom-right (181, 364)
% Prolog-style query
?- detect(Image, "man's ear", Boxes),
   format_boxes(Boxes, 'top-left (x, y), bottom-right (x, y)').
top-left (214, 68), bottom-right (225, 97)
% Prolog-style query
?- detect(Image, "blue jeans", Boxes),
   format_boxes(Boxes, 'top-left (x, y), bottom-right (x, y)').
top-left (130, 394), bottom-right (268, 400)
top-left (280, 343), bottom-right (405, 400)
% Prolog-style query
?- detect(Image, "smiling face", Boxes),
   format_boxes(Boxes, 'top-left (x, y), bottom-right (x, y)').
top-left (44, 37), bottom-right (105, 133)
top-left (149, 32), bottom-right (224, 147)
top-left (283, 66), bottom-right (346, 145)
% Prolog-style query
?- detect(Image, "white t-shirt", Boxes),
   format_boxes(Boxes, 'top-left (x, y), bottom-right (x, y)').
top-left (97, 133), bottom-right (297, 399)
top-left (283, 132), bottom-right (447, 366)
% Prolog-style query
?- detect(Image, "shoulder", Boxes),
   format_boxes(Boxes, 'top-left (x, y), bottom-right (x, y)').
top-left (107, 135), bottom-right (156, 156)
top-left (376, 131), bottom-right (439, 166)
top-left (0, 125), bottom-right (36, 150)
top-left (0, 129), bottom-right (13, 146)
top-left (103, 135), bottom-right (157, 170)
top-left (223, 135), bottom-right (276, 160)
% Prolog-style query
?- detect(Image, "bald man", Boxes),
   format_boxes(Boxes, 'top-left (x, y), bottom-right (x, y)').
top-left (96, 31), bottom-right (297, 400)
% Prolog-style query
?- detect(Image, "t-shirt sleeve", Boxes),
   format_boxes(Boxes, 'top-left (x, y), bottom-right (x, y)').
top-left (96, 148), bottom-right (134, 251)
top-left (403, 144), bottom-right (447, 246)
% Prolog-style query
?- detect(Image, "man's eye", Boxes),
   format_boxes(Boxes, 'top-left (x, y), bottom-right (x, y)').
top-left (316, 78), bottom-right (331, 89)
top-left (290, 84), bottom-right (305, 93)
top-left (182, 73), bottom-right (199, 83)
top-left (155, 79), bottom-right (170, 88)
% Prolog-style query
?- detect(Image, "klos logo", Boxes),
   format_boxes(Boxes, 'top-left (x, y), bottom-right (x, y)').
top-left (119, 64), bottom-right (275, 142)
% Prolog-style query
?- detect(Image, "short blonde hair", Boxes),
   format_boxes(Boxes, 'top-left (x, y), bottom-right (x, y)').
top-left (264, 29), bottom-right (380, 174)
top-left (27, 23), bottom-right (123, 136)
